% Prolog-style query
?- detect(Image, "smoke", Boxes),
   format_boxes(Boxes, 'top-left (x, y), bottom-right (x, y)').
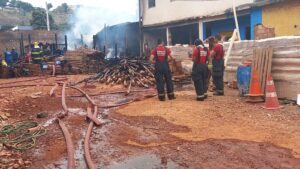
top-left (66, 0), bottom-right (138, 49)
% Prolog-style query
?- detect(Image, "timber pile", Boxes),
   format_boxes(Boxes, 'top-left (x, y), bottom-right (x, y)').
top-left (64, 48), bottom-right (105, 73)
top-left (251, 48), bottom-right (274, 95)
top-left (96, 58), bottom-right (155, 88)
top-left (77, 58), bottom-right (155, 90)
top-left (169, 45), bottom-right (193, 61)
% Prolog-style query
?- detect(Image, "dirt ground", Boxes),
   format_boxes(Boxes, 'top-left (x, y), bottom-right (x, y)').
top-left (0, 75), bottom-right (300, 169)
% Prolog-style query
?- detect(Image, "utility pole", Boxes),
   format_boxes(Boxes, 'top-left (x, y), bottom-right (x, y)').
top-left (138, 0), bottom-right (143, 58)
top-left (45, 1), bottom-right (50, 31)
top-left (232, 2), bottom-right (241, 40)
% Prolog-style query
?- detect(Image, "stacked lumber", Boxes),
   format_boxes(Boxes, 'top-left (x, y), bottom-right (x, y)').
top-left (169, 60), bottom-right (184, 76)
top-left (76, 58), bottom-right (155, 91)
top-left (251, 48), bottom-right (274, 95)
top-left (22, 64), bottom-right (43, 76)
top-left (64, 48), bottom-right (104, 73)
top-left (95, 58), bottom-right (155, 89)
top-left (168, 45), bottom-right (193, 61)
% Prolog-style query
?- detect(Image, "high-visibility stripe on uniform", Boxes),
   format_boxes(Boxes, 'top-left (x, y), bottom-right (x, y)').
top-left (31, 52), bottom-right (40, 55)
top-left (197, 95), bottom-right (205, 99)
top-left (32, 57), bottom-right (42, 60)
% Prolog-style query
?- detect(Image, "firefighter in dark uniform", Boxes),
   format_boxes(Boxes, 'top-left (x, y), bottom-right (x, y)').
top-left (211, 35), bottom-right (225, 96)
top-left (192, 39), bottom-right (209, 101)
top-left (31, 42), bottom-right (43, 65)
top-left (150, 39), bottom-right (176, 101)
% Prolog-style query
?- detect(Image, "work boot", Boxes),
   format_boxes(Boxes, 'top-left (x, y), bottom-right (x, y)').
top-left (213, 91), bottom-right (224, 96)
top-left (197, 95), bottom-right (205, 101)
top-left (158, 95), bottom-right (166, 101)
top-left (168, 93), bottom-right (176, 100)
top-left (204, 93), bottom-right (208, 99)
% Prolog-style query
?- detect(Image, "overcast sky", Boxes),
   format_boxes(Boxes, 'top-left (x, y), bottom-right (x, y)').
top-left (22, 0), bottom-right (138, 14)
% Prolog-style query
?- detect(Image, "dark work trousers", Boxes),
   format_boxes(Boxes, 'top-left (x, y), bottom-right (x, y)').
top-left (192, 64), bottom-right (208, 98)
top-left (212, 59), bottom-right (224, 94)
top-left (32, 59), bottom-right (43, 70)
top-left (154, 61), bottom-right (174, 98)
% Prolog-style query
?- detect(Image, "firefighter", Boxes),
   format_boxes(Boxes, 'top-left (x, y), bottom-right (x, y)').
top-left (11, 48), bottom-right (19, 64)
top-left (31, 42), bottom-right (43, 66)
top-left (4, 48), bottom-right (13, 67)
top-left (211, 35), bottom-right (225, 96)
top-left (150, 39), bottom-right (175, 101)
top-left (192, 39), bottom-right (209, 101)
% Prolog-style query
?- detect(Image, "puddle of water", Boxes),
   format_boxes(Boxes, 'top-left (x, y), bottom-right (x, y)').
top-left (43, 118), bottom-right (56, 127)
top-left (69, 108), bottom-right (86, 116)
top-left (109, 154), bottom-right (178, 169)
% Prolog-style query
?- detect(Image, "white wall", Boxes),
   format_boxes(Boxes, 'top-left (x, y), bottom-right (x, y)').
top-left (142, 0), bottom-right (253, 26)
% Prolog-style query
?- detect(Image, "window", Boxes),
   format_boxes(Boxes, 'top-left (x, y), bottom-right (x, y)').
top-left (148, 0), bottom-right (156, 8)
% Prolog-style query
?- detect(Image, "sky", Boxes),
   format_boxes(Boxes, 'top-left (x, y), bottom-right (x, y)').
top-left (21, 0), bottom-right (139, 46)
top-left (22, 0), bottom-right (137, 9)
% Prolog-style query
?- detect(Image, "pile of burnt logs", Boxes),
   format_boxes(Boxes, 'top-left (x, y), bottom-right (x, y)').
top-left (78, 58), bottom-right (155, 90)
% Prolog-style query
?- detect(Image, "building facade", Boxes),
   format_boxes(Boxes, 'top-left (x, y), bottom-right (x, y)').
top-left (141, 0), bottom-right (300, 49)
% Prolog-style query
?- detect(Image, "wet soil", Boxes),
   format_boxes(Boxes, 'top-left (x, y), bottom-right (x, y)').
top-left (1, 76), bottom-right (300, 169)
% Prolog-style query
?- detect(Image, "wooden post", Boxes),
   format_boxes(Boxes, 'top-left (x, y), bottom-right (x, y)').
top-left (224, 29), bottom-right (237, 67)
top-left (55, 33), bottom-right (58, 49)
top-left (233, 3), bottom-right (241, 40)
top-left (28, 34), bottom-right (31, 47)
top-left (65, 35), bottom-right (68, 51)
top-left (93, 35), bottom-right (97, 50)
top-left (20, 33), bottom-right (24, 58)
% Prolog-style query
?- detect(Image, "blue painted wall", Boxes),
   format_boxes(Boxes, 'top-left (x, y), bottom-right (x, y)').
top-left (250, 7), bottom-right (262, 39)
top-left (203, 15), bottom-right (251, 40)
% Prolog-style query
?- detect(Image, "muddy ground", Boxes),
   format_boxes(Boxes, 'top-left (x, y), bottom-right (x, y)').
top-left (0, 75), bottom-right (300, 169)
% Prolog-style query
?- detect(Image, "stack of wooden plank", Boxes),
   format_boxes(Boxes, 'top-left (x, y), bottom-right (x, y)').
top-left (22, 64), bottom-right (43, 76)
top-left (64, 48), bottom-right (104, 73)
top-left (169, 45), bottom-right (193, 61)
top-left (251, 48), bottom-right (274, 95)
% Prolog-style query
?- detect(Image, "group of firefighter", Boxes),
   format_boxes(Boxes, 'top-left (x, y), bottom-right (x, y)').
top-left (1, 42), bottom-right (47, 68)
top-left (150, 35), bottom-right (224, 101)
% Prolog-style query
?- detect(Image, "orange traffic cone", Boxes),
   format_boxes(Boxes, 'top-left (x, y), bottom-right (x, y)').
top-left (247, 68), bottom-right (264, 102)
top-left (262, 74), bottom-right (283, 110)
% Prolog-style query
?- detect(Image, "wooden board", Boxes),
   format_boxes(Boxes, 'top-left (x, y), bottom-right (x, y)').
top-left (251, 48), bottom-right (274, 95)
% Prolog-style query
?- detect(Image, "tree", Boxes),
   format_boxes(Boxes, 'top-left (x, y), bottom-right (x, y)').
top-left (53, 3), bottom-right (69, 13)
top-left (0, 0), bottom-right (8, 9)
top-left (61, 3), bottom-right (68, 13)
top-left (47, 3), bottom-right (52, 10)
top-left (16, 1), bottom-right (33, 12)
top-left (10, 0), bottom-right (16, 7)
top-left (31, 8), bottom-right (56, 30)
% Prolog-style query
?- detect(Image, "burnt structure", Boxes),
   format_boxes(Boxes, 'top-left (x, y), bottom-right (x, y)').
top-left (95, 22), bottom-right (140, 58)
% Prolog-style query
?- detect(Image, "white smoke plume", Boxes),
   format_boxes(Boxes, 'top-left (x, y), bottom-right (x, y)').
top-left (66, 0), bottom-right (138, 49)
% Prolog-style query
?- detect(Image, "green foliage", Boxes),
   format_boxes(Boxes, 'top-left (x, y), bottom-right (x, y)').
top-left (30, 8), bottom-right (56, 30)
top-left (53, 3), bottom-right (69, 13)
top-left (0, 0), bottom-right (8, 8)
top-left (47, 3), bottom-right (52, 10)
top-left (10, 0), bottom-right (16, 6)
top-left (15, 1), bottom-right (33, 12)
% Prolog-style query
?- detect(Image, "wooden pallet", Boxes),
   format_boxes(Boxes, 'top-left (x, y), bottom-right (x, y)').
top-left (251, 48), bottom-right (274, 95)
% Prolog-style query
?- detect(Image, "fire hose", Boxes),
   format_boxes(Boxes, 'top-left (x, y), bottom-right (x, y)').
top-left (0, 84), bottom-right (54, 89)
top-left (61, 83), bottom-right (69, 117)
top-left (0, 77), bottom-right (46, 86)
top-left (57, 119), bottom-right (75, 169)
top-left (65, 88), bottom-right (156, 98)
top-left (84, 105), bottom-right (98, 169)
top-left (0, 121), bottom-right (46, 150)
top-left (50, 83), bottom-right (59, 97)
